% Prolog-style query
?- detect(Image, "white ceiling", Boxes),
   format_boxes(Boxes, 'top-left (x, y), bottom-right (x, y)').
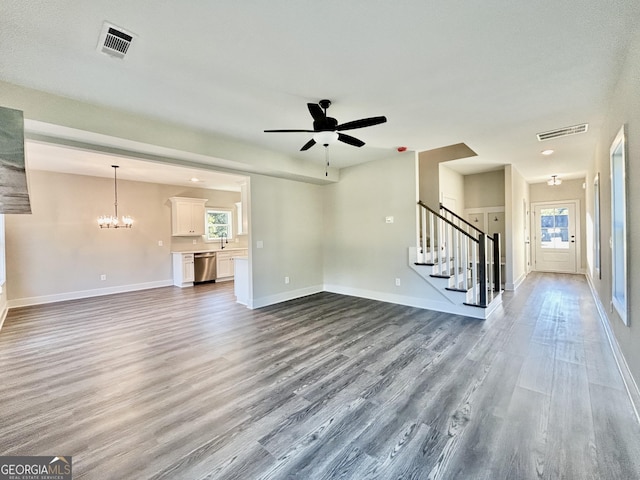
top-left (2, 1), bottom-right (640, 185)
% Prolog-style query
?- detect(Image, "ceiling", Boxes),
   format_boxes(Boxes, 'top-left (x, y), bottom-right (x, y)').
top-left (2, 1), bottom-right (640, 185)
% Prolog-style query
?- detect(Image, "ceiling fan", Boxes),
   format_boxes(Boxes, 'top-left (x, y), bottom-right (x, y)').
top-left (264, 99), bottom-right (387, 151)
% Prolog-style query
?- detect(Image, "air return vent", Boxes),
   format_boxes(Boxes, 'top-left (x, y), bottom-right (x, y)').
top-left (97, 22), bottom-right (135, 59)
top-left (537, 123), bottom-right (588, 141)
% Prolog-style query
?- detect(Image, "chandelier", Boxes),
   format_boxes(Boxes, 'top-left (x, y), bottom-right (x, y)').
top-left (98, 165), bottom-right (133, 228)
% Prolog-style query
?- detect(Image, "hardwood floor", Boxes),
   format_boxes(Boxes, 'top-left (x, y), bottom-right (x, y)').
top-left (1, 273), bottom-right (639, 479)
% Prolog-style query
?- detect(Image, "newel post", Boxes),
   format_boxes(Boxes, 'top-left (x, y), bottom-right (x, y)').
top-left (493, 233), bottom-right (501, 293)
top-left (478, 233), bottom-right (487, 306)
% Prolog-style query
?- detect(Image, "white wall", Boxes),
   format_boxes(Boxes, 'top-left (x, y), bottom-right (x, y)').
top-left (418, 151), bottom-right (440, 210)
top-left (439, 164), bottom-right (465, 214)
top-left (248, 174), bottom-right (324, 307)
top-left (586, 28), bottom-right (640, 386)
top-left (504, 165), bottom-right (529, 290)
top-left (464, 169), bottom-right (505, 208)
top-left (323, 153), bottom-right (447, 307)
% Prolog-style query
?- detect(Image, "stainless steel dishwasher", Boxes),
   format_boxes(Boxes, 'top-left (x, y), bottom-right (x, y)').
top-left (194, 252), bottom-right (217, 283)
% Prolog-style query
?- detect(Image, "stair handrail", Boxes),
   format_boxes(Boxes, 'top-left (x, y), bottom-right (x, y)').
top-left (418, 200), bottom-right (501, 307)
top-left (418, 201), bottom-right (478, 243)
top-left (439, 203), bottom-right (485, 236)
top-left (438, 202), bottom-right (498, 270)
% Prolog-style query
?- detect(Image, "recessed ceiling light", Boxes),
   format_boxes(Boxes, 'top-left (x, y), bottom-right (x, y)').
top-left (541, 149), bottom-right (554, 156)
top-left (190, 177), bottom-right (200, 182)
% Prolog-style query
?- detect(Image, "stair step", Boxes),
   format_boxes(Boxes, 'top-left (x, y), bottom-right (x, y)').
top-left (445, 286), bottom-right (470, 293)
top-left (463, 302), bottom-right (489, 309)
top-left (430, 267), bottom-right (469, 279)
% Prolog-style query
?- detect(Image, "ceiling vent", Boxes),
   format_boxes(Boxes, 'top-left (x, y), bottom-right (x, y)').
top-left (97, 22), bottom-right (135, 59)
top-left (537, 123), bottom-right (588, 141)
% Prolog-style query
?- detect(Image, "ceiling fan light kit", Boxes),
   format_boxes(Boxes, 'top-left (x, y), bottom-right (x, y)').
top-left (313, 131), bottom-right (339, 146)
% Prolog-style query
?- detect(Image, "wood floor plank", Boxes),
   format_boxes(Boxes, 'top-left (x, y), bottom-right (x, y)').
top-left (516, 341), bottom-right (556, 395)
top-left (589, 382), bottom-right (640, 480)
top-left (584, 339), bottom-right (627, 390)
top-left (489, 386), bottom-right (550, 480)
top-left (0, 274), bottom-right (638, 479)
top-left (544, 359), bottom-right (599, 480)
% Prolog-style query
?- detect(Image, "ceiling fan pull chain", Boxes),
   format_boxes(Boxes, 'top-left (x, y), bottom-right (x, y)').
top-left (325, 146), bottom-right (329, 176)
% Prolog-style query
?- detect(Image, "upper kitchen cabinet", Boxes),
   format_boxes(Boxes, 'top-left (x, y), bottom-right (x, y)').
top-left (170, 197), bottom-right (207, 236)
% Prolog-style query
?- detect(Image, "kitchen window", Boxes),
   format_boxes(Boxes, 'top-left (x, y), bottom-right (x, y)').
top-left (205, 208), bottom-right (233, 241)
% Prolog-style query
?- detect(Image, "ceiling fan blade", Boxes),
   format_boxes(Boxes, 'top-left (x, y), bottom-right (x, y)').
top-left (300, 138), bottom-right (316, 151)
top-left (264, 129), bottom-right (315, 133)
top-left (338, 133), bottom-right (365, 147)
top-left (307, 103), bottom-right (325, 121)
top-left (336, 116), bottom-right (387, 131)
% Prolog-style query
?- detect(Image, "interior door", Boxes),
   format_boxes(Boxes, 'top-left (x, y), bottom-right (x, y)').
top-left (533, 203), bottom-right (577, 273)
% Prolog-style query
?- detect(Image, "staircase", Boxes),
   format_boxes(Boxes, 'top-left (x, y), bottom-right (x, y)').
top-left (409, 201), bottom-right (502, 319)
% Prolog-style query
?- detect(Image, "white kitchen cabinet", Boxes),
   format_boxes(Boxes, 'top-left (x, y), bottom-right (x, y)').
top-left (216, 249), bottom-right (247, 281)
top-left (216, 251), bottom-right (234, 280)
top-left (172, 253), bottom-right (195, 287)
top-left (169, 197), bottom-right (207, 236)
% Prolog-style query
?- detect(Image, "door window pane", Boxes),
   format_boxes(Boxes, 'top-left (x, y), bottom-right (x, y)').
top-left (540, 208), bottom-right (569, 249)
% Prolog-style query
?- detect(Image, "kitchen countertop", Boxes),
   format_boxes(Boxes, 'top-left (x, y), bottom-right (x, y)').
top-left (171, 247), bottom-right (248, 254)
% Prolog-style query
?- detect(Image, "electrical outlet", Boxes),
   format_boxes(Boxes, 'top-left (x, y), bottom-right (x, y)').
top-left (192, 239), bottom-right (197, 245)
top-left (257, 240), bottom-right (264, 249)
top-left (100, 274), bottom-right (106, 281)
top-left (158, 240), bottom-right (163, 247)
top-left (285, 276), bottom-right (290, 284)
top-left (395, 278), bottom-right (401, 286)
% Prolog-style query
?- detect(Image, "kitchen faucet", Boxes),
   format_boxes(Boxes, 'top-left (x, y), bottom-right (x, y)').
top-left (220, 233), bottom-right (228, 250)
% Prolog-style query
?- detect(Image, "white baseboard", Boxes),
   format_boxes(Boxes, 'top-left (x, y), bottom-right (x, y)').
top-left (505, 272), bottom-right (526, 291)
top-left (7, 280), bottom-right (174, 309)
top-left (0, 303), bottom-right (7, 331)
top-left (0, 284), bottom-right (8, 331)
top-left (323, 284), bottom-right (492, 319)
top-left (250, 285), bottom-right (324, 309)
top-left (586, 274), bottom-right (640, 425)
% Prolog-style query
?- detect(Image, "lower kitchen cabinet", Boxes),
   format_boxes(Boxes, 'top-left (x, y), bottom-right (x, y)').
top-left (216, 249), bottom-right (247, 281)
top-left (172, 253), bottom-right (194, 287)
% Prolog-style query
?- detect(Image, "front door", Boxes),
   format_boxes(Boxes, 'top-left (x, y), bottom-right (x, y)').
top-left (533, 203), bottom-right (577, 273)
